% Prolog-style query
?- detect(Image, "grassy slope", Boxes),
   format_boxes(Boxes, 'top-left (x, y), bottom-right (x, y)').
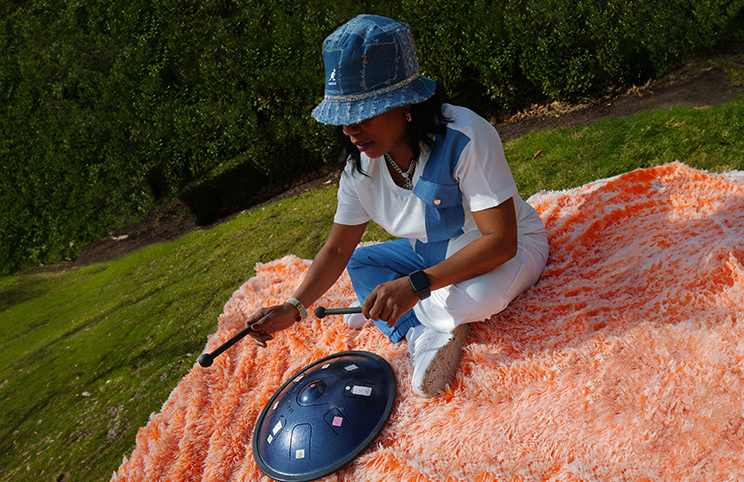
top-left (0, 98), bottom-right (742, 482)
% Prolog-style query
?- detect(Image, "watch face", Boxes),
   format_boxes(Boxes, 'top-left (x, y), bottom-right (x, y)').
top-left (409, 270), bottom-right (430, 292)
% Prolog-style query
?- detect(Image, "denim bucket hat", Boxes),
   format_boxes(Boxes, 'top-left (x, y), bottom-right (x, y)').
top-left (311, 15), bottom-right (437, 126)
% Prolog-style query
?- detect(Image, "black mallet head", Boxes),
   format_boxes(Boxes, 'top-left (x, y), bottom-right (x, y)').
top-left (198, 353), bottom-right (214, 367)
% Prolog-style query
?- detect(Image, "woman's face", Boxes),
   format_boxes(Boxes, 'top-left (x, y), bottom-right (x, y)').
top-left (342, 106), bottom-right (412, 161)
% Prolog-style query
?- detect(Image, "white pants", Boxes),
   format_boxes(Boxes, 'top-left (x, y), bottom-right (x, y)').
top-left (414, 231), bottom-right (549, 332)
top-left (347, 230), bottom-right (549, 340)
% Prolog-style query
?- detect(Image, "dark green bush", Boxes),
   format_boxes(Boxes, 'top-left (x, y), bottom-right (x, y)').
top-left (1, 0), bottom-right (742, 274)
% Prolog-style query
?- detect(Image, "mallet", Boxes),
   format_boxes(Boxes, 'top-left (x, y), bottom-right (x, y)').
top-left (198, 325), bottom-right (255, 367)
top-left (199, 306), bottom-right (364, 367)
top-left (315, 306), bottom-right (363, 318)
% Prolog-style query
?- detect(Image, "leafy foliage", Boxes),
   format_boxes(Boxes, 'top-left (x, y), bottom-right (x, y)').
top-left (1, 0), bottom-right (742, 274)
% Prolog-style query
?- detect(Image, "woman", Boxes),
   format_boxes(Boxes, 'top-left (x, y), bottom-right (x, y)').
top-left (246, 15), bottom-right (549, 397)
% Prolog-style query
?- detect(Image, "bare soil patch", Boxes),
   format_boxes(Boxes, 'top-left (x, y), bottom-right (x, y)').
top-left (494, 55), bottom-right (743, 140)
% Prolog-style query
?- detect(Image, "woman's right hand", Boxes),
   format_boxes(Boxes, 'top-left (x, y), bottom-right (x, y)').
top-left (246, 303), bottom-right (301, 347)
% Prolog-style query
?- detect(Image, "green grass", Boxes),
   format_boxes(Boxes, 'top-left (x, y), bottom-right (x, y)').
top-left (507, 99), bottom-right (744, 194)
top-left (1, 96), bottom-right (743, 482)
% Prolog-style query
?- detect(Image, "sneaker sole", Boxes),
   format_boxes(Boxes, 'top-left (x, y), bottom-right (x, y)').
top-left (418, 324), bottom-right (470, 397)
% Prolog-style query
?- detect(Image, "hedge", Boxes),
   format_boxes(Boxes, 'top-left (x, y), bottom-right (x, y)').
top-left (1, 0), bottom-right (742, 274)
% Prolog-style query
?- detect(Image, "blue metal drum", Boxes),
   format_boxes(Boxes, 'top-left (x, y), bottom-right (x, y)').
top-left (252, 351), bottom-right (397, 481)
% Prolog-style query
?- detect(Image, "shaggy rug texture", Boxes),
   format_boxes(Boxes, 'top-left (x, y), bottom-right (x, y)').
top-left (111, 163), bottom-right (744, 481)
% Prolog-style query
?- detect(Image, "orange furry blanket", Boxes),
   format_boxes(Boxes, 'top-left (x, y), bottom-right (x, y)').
top-left (112, 163), bottom-right (744, 481)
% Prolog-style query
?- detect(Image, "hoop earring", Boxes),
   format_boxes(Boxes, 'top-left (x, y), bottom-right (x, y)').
top-left (404, 110), bottom-right (412, 123)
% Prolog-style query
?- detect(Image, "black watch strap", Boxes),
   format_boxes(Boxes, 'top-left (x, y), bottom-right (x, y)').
top-left (408, 270), bottom-right (431, 300)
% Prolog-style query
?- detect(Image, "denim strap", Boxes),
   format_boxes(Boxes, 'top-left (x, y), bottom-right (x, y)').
top-left (411, 128), bottom-right (471, 265)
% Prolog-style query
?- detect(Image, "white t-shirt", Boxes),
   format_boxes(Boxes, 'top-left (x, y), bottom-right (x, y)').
top-left (334, 104), bottom-right (545, 260)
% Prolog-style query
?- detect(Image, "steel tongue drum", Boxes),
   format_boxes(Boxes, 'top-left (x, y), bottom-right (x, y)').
top-left (252, 351), bottom-right (397, 481)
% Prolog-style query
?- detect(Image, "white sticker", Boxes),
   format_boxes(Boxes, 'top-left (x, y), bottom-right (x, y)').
top-left (295, 449), bottom-right (305, 459)
top-left (267, 434), bottom-right (273, 444)
top-left (344, 364), bottom-right (359, 372)
top-left (272, 420), bottom-right (284, 435)
top-left (351, 385), bottom-right (372, 396)
top-left (321, 363), bottom-right (330, 369)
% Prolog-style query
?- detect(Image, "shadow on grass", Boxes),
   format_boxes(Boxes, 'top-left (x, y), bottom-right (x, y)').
top-left (0, 276), bottom-right (53, 312)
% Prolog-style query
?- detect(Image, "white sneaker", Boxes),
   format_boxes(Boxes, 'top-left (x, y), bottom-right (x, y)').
top-left (406, 324), bottom-right (470, 398)
top-left (344, 300), bottom-right (369, 329)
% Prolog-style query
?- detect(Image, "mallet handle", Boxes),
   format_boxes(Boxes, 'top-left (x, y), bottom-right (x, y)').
top-left (198, 325), bottom-right (255, 367)
top-left (315, 306), bottom-right (363, 318)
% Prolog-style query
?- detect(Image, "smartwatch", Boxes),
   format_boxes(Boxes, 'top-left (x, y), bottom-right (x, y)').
top-left (408, 270), bottom-right (431, 300)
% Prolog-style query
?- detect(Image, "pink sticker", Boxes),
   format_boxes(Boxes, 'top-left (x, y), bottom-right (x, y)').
top-left (332, 416), bottom-right (343, 427)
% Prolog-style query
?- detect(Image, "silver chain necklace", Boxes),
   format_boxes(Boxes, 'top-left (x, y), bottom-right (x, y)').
top-left (384, 153), bottom-right (417, 190)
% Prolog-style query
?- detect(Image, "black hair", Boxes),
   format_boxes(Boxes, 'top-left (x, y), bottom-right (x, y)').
top-left (334, 81), bottom-right (451, 176)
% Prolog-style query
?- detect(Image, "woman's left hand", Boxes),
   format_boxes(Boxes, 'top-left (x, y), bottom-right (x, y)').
top-left (362, 277), bottom-right (419, 328)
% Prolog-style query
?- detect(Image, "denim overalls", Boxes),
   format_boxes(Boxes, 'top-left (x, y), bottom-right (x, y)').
top-left (346, 128), bottom-right (471, 342)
